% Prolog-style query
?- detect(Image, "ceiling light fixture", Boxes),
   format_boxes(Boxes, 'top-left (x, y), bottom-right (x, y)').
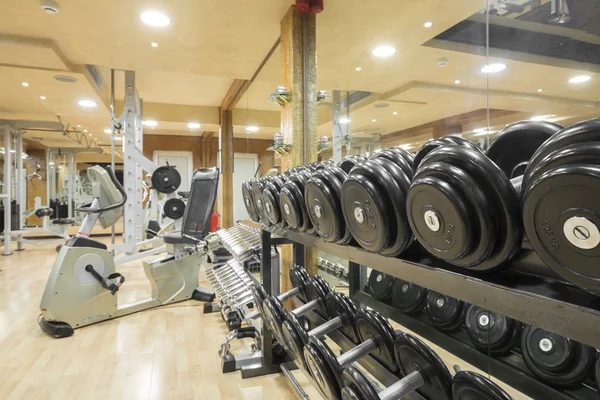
top-left (372, 119), bottom-right (376, 122)
top-left (140, 11), bottom-right (171, 27)
top-left (537, 88), bottom-right (543, 92)
top-left (104, 128), bottom-right (112, 134)
top-left (78, 99), bottom-right (97, 108)
top-left (393, 111), bottom-right (398, 115)
top-left (83, 129), bottom-right (88, 133)
top-left (246, 126), bottom-right (259, 133)
top-left (339, 118), bottom-right (351, 124)
top-left (187, 122), bottom-right (201, 129)
top-left (143, 120), bottom-right (158, 127)
top-left (40, 96), bottom-right (46, 100)
top-left (76, 124), bottom-right (81, 128)
top-left (151, 42), bottom-right (158, 48)
top-left (423, 21), bottom-right (433, 28)
top-left (88, 133), bottom-right (92, 136)
top-left (355, 67), bottom-right (362, 71)
top-left (481, 63), bottom-right (506, 73)
top-left (372, 45), bottom-right (396, 58)
top-left (21, 82), bottom-right (29, 87)
top-left (568, 75), bottom-right (591, 84)
top-left (454, 80), bottom-right (461, 84)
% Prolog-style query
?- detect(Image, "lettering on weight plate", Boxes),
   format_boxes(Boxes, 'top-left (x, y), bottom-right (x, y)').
top-left (364, 200), bottom-right (376, 229)
top-left (541, 221), bottom-right (560, 250)
top-left (445, 224), bottom-right (454, 244)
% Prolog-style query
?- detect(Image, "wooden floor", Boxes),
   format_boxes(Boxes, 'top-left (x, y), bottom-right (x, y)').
top-left (0, 240), bottom-right (530, 400)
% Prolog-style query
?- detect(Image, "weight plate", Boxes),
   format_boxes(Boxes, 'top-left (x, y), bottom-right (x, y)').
top-left (521, 325), bottom-right (594, 387)
top-left (151, 165), bottom-right (181, 194)
top-left (250, 285), bottom-right (265, 317)
top-left (262, 188), bottom-right (282, 225)
top-left (355, 309), bottom-right (397, 372)
top-left (242, 181), bottom-right (260, 222)
top-left (251, 179), bottom-right (270, 225)
top-left (326, 292), bottom-right (358, 343)
top-left (339, 155), bottom-right (367, 174)
top-left (262, 297), bottom-right (287, 344)
top-left (282, 314), bottom-right (310, 370)
top-left (465, 305), bottom-right (521, 356)
top-left (306, 170), bottom-right (344, 242)
top-left (425, 291), bottom-right (466, 332)
top-left (395, 332), bottom-right (453, 400)
top-left (305, 278), bottom-right (329, 318)
top-left (413, 136), bottom-right (482, 173)
top-left (390, 279), bottom-right (428, 316)
top-left (294, 266), bottom-right (311, 283)
top-left (280, 185), bottom-right (304, 230)
top-left (341, 365), bottom-right (379, 400)
top-left (376, 147), bottom-right (415, 181)
top-left (452, 371), bottom-right (512, 400)
top-left (486, 120), bottom-right (561, 179)
top-left (367, 270), bottom-right (393, 301)
top-left (305, 337), bottom-right (343, 400)
top-left (163, 198), bottom-right (185, 220)
top-left (313, 275), bottom-right (332, 297)
top-left (290, 268), bottom-right (308, 301)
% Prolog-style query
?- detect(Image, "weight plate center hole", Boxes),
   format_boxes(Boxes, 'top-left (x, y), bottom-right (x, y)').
top-left (563, 216), bottom-right (600, 250)
top-left (314, 205), bottom-right (322, 219)
top-left (436, 297), bottom-right (445, 308)
top-left (478, 313), bottom-right (490, 329)
top-left (539, 337), bottom-right (554, 353)
top-left (284, 204), bottom-right (291, 215)
top-left (424, 209), bottom-right (441, 232)
top-left (354, 206), bottom-right (366, 225)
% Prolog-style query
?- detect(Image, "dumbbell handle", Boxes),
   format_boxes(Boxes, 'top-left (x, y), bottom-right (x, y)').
top-left (244, 287), bottom-right (304, 321)
top-left (308, 316), bottom-right (343, 337)
top-left (291, 298), bottom-right (319, 317)
top-left (510, 175), bottom-right (523, 193)
top-left (337, 339), bottom-right (377, 368)
top-left (378, 370), bottom-right (424, 400)
top-left (278, 286), bottom-right (300, 302)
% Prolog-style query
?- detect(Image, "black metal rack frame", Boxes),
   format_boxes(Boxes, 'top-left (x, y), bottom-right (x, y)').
top-left (250, 226), bottom-right (600, 399)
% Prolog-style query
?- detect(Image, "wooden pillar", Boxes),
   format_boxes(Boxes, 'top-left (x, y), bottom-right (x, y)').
top-left (280, 6), bottom-right (319, 291)
top-left (219, 109), bottom-right (234, 228)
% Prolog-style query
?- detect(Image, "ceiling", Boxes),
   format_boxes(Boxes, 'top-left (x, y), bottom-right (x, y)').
top-left (0, 0), bottom-right (599, 156)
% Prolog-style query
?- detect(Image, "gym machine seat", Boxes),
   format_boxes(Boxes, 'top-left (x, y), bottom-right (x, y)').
top-left (163, 168), bottom-right (219, 245)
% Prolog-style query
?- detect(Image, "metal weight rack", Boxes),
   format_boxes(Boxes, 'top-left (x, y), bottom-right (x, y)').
top-left (254, 226), bottom-right (600, 400)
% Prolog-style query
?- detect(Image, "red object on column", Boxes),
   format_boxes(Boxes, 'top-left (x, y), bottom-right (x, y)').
top-left (310, 0), bottom-right (324, 13)
top-left (296, 0), bottom-right (310, 12)
top-left (210, 212), bottom-right (219, 232)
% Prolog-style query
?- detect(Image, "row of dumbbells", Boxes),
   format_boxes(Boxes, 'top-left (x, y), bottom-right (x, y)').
top-left (250, 266), bottom-right (513, 400)
top-left (318, 256), bottom-right (349, 279)
top-left (243, 118), bottom-right (600, 295)
top-left (215, 223), bottom-right (261, 261)
top-left (369, 270), bottom-right (600, 391)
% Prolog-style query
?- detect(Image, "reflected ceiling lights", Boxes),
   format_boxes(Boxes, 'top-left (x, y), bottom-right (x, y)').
top-left (246, 126), bottom-right (259, 132)
top-left (454, 80), bottom-right (461, 84)
top-left (187, 122), bottom-right (201, 130)
top-left (393, 111), bottom-right (398, 115)
top-left (537, 88), bottom-right (543, 92)
top-left (140, 11), bottom-right (171, 27)
top-left (481, 63), bottom-right (506, 73)
top-left (372, 45), bottom-right (396, 58)
top-left (151, 42), bottom-right (158, 48)
top-left (21, 82), bottom-right (29, 87)
top-left (339, 118), bottom-right (351, 124)
top-left (78, 99), bottom-right (97, 108)
top-left (372, 119), bottom-right (376, 122)
top-left (423, 21), bottom-right (433, 28)
top-left (355, 67), bottom-right (361, 71)
top-left (104, 128), bottom-right (112, 134)
top-left (569, 75), bottom-right (591, 83)
top-left (530, 114), bottom-right (556, 121)
top-left (40, 96), bottom-right (46, 100)
top-left (143, 120), bottom-right (158, 127)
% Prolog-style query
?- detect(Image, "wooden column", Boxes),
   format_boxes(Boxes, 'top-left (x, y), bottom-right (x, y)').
top-left (219, 109), bottom-right (234, 228)
top-left (280, 6), bottom-right (319, 290)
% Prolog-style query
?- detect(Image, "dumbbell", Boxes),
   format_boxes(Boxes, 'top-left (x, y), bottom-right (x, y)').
top-left (407, 122), bottom-right (561, 271)
top-left (263, 275), bottom-right (332, 345)
top-left (303, 309), bottom-right (398, 400)
top-left (241, 180), bottom-right (261, 222)
top-left (521, 325), bottom-right (594, 387)
top-left (465, 305), bottom-right (521, 356)
top-left (280, 169), bottom-right (315, 232)
top-left (261, 175), bottom-right (289, 227)
top-left (390, 278), bottom-right (428, 316)
top-left (339, 155), bottom-right (367, 174)
top-left (341, 147), bottom-right (415, 256)
top-left (326, 331), bottom-right (452, 400)
top-left (367, 270), bottom-right (393, 302)
top-left (425, 291), bottom-right (466, 332)
top-left (281, 291), bottom-right (358, 370)
top-left (452, 369), bottom-right (513, 400)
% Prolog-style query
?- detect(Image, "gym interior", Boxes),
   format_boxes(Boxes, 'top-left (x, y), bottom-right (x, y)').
top-left (0, 1), bottom-right (598, 399)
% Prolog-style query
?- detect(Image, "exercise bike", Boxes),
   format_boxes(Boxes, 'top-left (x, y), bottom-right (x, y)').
top-left (39, 165), bottom-right (219, 338)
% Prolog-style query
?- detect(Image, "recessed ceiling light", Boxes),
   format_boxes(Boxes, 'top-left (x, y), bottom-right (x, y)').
top-left (393, 111), bottom-right (398, 115)
top-left (339, 118), bottom-right (351, 124)
top-left (537, 88), bottom-right (543, 92)
top-left (481, 63), bottom-right (506, 73)
top-left (143, 120), bottom-right (158, 127)
top-left (104, 128), bottom-right (112, 134)
top-left (371, 119), bottom-right (376, 122)
top-left (54, 75), bottom-right (78, 83)
top-left (454, 80), bottom-right (461, 84)
top-left (76, 124), bottom-right (81, 128)
top-left (187, 122), bottom-right (201, 129)
top-left (151, 42), bottom-right (158, 48)
top-left (355, 67), bottom-right (362, 71)
top-left (39, 95), bottom-right (46, 100)
top-left (140, 11), bottom-right (171, 27)
top-left (568, 75), bottom-right (591, 84)
top-left (78, 99), bottom-right (97, 108)
top-left (372, 45), bottom-right (396, 58)
top-left (423, 21), bottom-right (433, 28)
top-left (246, 126), bottom-right (259, 133)
top-left (21, 82), bottom-right (29, 87)
top-left (88, 133), bottom-right (92, 136)
top-left (83, 129), bottom-right (88, 133)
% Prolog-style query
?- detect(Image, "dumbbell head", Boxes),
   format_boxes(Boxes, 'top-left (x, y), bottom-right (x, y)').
top-left (452, 370), bottom-right (513, 400)
top-left (280, 171), bottom-right (314, 232)
top-left (367, 271), bottom-right (393, 301)
top-left (425, 291), bottom-right (466, 332)
top-left (465, 305), bottom-right (521, 356)
top-left (262, 175), bottom-right (288, 226)
top-left (390, 278), bottom-right (428, 316)
top-left (339, 155), bottom-right (367, 174)
top-left (242, 180), bottom-right (260, 222)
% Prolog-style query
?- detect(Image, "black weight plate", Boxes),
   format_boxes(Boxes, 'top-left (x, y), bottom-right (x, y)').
top-left (341, 166), bottom-right (392, 253)
top-left (151, 165), bottom-right (181, 194)
top-left (306, 171), bottom-right (344, 242)
top-left (250, 285), bottom-right (265, 317)
top-left (280, 185), bottom-right (304, 230)
top-left (289, 268), bottom-right (308, 301)
top-left (262, 297), bottom-right (286, 344)
top-left (523, 164), bottom-right (600, 293)
top-left (395, 332), bottom-right (453, 400)
top-left (304, 337), bottom-right (343, 400)
top-left (465, 305), bottom-right (521, 356)
top-left (305, 278), bottom-right (329, 318)
top-left (426, 291), bottom-right (466, 332)
top-left (452, 371), bottom-right (513, 400)
top-left (413, 136), bottom-right (481, 173)
top-left (326, 292), bottom-right (358, 343)
top-left (367, 270), bottom-right (393, 301)
top-left (262, 187), bottom-right (282, 225)
top-left (313, 275), bottom-right (332, 296)
top-left (375, 148), bottom-right (414, 181)
top-left (242, 181), bottom-right (260, 222)
top-left (391, 279), bottom-right (428, 316)
top-left (251, 180), bottom-right (270, 224)
top-left (341, 365), bottom-right (379, 400)
top-left (163, 198), bottom-right (185, 220)
top-left (486, 120), bottom-right (561, 179)
top-left (355, 309), bottom-right (397, 372)
top-left (340, 156), bottom-right (366, 174)
top-left (282, 315), bottom-right (309, 370)
top-left (521, 325), bottom-right (594, 387)
top-left (294, 266), bottom-right (310, 283)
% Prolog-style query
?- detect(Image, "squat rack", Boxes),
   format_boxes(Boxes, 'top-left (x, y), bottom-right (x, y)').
top-left (252, 225), bottom-right (600, 400)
